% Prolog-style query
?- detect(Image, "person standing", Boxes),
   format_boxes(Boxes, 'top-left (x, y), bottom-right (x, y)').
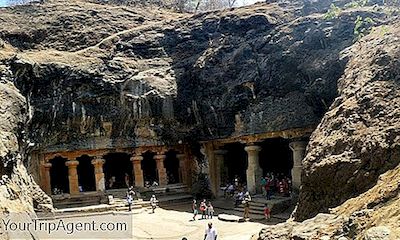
top-left (126, 191), bottom-right (133, 212)
top-left (150, 194), bottom-right (158, 213)
top-left (261, 177), bottom-right (267, 196)
top-left (242, 191), bottom-right (251, 220)
top-left (200, 199), bottom-right (207, 219)
top-left (192, 199), bottom-right (198, 221)
top-left (204, 222), bottom-right (217, 240)
top-left (264, 203), bottom-right (271, 220)
top-left (124, 173), bottom-right (130, 188)
top-left (207, 202), bottom-right (214, 219)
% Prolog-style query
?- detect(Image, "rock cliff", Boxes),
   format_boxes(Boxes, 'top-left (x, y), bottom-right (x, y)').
top-left (1, 0), bottom-right (350, 152)
top-left (258, 18), bottom-right (400, 240)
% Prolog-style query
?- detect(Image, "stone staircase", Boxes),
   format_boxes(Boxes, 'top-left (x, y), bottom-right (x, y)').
top-left (233, 195), bottom-right (293, 219)
top-left (51, 183), bottom-right (192, 211)
top-left (52, 192), bottom-right (108, 209)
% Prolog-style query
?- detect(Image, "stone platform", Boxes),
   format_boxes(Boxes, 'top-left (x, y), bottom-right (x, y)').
top-left (218, 214), bottom-right (244, 222)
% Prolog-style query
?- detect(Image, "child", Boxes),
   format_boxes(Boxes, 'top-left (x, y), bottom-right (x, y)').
top-left (264, 204), bottom-right (271, 220)
top-left (207, 202), bottom-right (214, 219)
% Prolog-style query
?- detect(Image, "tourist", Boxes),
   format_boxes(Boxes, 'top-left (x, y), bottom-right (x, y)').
top-left (265, 177), bottom-right (272, 200)
top-left (261, 177), bottom-right (267, 196)
top-left (192, 199), bottom-right (198, 221)
top-left (226, 184), bottom-right (234, 198)
top-left (207, 202), bottom-right (214, 219)
top-left (150, 194), bottom-right (158, 213)
top-left (108, 176), bottom-right (116, 189)
top-left (152, 181), bottom-right (159, 187)
top-left (124, 173), bottom-right (130, 188)
top-left (234, 176), bottom-right (239, 188)
top-left (200, 199), bottom-right (207, 219)
top-left (235, 190), bottom-right (244, 207)
top-left (264, 203), bottom-right (271, 220)
top-left (279, 180), bottom-right (284, 195)
top-left (126, 191), bottom-right (133, 211)
top-left (204, 222), bottom-right (217, 240)
top-left (242, 191), bottom-right (251, 220)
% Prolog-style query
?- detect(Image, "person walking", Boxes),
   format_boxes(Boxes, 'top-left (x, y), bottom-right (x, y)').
top-left (150, 194), bottom-right (158, 213)
top-left (204, 222), bottom-right (217, 240)
top-left (192, 199), bottom-right (198, 221)
top-left (242, 191), bottom-right (251, 220)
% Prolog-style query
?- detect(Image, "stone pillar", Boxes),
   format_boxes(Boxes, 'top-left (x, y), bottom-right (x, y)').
top-left (65, 160), bottom-right (80, 195)
top-left (42, 163), bottom-right (52, 195)
top-left (289, 141), bottom-right (307, 191)
top-left (91, 158), bottom-right (105, 192)
top-left (244, 145), bottom-right (262, 195)
top-left (154, 154), bottom-right (167, 186)
top-left (213, 150), bottom-right (227, 197)
top-left (131, 156), bottom-right (144, 187)
top-left (176, 154), bottom-right (187, 184)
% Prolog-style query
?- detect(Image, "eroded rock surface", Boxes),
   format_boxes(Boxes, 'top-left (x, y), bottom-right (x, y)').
top-left (257, 20), bottom-right (400, 240)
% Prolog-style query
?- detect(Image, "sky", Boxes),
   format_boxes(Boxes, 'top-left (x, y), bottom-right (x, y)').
top-left (0, 0), bottom-right (7, 7)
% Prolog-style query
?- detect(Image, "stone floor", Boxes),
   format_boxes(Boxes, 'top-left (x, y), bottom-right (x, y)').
top-left (33, 204), bottom-right (267, 240)
top-left (133, 207), bottom-right (266, 240)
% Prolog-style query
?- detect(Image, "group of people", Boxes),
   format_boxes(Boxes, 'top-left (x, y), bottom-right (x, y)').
top-left (192, 199), bottom-right (215, 220)
top-left (126, 186), bottom-right (158, 213)
top-left (261, 173), bottom-right (292, 199)
top-left (108, 173), bottom-right (131, 189)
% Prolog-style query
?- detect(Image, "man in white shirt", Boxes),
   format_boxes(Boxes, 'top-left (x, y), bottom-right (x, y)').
top-left (204, 222), bottom-right (217, 240)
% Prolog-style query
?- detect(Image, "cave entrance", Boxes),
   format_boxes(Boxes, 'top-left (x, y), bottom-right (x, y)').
top-left (142, 151), bottom-right (157, 185)
top-left (165, 150), bottom-right (180, 184)
top-left (259, 138), bottom-right (293, 180)
top-left (223, 142), bottom-right (248, 187)
top-left (77, 155), bottom-right (96, 192)
top-left (103, 153), bottom-right (133, 190)
top-left (49, 156), bottom-right (69, 194)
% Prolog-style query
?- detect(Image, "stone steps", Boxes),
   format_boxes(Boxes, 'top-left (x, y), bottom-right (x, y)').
top-left (232, 196), bottom-right (294, 216)
top-left (52, 193), bottom-right (108, 209)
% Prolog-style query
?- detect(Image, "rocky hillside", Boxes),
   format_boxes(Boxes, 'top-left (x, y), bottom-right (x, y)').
top-left (257, 21), bottom-right (400, 239)
top-left (1, 0), bottom-right (351, 152)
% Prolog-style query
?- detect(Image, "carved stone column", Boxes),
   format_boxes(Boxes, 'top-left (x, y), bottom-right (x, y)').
top-left (91, 158), bottom-right (105, 192)
top-left (131, 155), bottom-right (144, 187)
top-left (176, 154), bottom-right (187, 184)
top-left (244, 145), bottom-right (262, 194)
top-left (289, 141), bottom-right (307, 191)
top-left (154, 154), bottom-right (167, 186)
top-left (42, 163), bottom-right (52, 195)
top-left (65, 160), bottom-right (80, 195)
top-left (213, 150), bottom-right (227, 196)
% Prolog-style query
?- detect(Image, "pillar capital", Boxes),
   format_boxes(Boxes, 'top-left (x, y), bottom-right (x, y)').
top-left (65, 160), bottom-right (79, 167)
top-left (244, 145), bottom-right (261, 153)
top-left (289, 141), bottom-right (307, 152)
top-left (213, 149), bottom-right (228, 155)
top-left (43, 163), bottom-right (52, 168)
top-left (91, 158), bottom-right (105, 166)
top-left (154, 154), bottom-right (166, 160)
top-left (131, 155), bottom-right (144, 162)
